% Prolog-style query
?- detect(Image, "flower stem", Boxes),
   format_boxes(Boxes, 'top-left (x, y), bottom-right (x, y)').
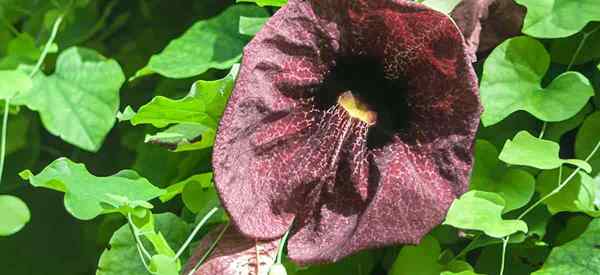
top-left (277, 228), bottom-right (292, 264)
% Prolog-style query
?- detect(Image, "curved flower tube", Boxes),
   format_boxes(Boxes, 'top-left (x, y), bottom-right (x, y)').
top-left (213, 0), bottom-right (482, 264)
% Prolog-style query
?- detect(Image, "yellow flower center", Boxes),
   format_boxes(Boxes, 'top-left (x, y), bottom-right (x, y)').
top-left (337, 91), bottom-right (377, 126)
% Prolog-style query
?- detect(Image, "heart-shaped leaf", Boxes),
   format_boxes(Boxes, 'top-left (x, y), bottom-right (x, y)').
top-left (470, 140), bottom-right (535, 212)
top-left (480, 36), bottom-right (593, 126)
top-left (12, 47), bottom-right (125, 151)
top-left (19, 158), bottom-right (164, 220)
top-left (500, 131), bottom-right (591, 172)
top-left (515, 0), bottom-right (600, 38)
top-left (444, 190), bottom-right (528, 238)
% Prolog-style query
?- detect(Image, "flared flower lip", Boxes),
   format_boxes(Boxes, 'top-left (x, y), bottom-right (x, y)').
top-left (213, 0), bottom-right (482, 265)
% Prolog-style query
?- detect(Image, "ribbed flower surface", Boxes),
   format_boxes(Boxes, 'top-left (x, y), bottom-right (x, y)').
top-left (213, 0), bottom-right (482, 264)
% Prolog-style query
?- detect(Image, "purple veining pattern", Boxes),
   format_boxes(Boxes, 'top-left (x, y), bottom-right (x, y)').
top-left (213, 0), bottom-right (482, 264)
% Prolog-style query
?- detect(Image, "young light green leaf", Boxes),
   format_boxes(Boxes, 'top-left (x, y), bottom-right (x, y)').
top-left (0, 70), bottom-right (32, 99)
top-left (97, 213), bottom-right (190, 275)
top-left (537, 168), bottom-right (600, 217)
top-left (390, 235), bottom-right (443, 275)
top-left (499, 131), bottom-right (591, 172)
top-left (237, 0), bottom-right (287, 7)
top-left (149, 255), bottom-right (179, 275)
top-left (0, 33), bottom-right (41, 69)
top-left (145, 123), bottom-right (216, 152)
top-left (444, 190), bottom-right (528, 238)
top-left (181, 173), bottom-right (215, 213)
top-left (19, 158), bottom-right (164, 220)
top-left (515, 0), bottom-right (600, 38)
top-left (239, 16), bottom-right (268, 36)
top-left (420, 0), bottom-right (461, 15)
top-left (532, 218), bottom-right (600, 275)
top-left (133, 6), bottom-right (266, 79)
top-left (12, 47), bottom-right (125, 152)
top-left (575, 111), bottom-right (600, 176)
top-left (116, 105), bottom-right (136, 122)
top-left (0, 195), bottom-right (30, 236)
top-left (470, 140), bottom-right (535, 212)
top-left (131, 64), bottom-right (239, 129)
top-left (480, 36), bottom-right (593, 126)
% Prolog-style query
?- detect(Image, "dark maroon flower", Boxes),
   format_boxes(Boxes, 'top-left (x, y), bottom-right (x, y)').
top-left (451, 0), bottom-right (525, 62)
top-left (213, 0), bottom-right (481, 265)
top-left (184, 225), bottom-right (279, 275)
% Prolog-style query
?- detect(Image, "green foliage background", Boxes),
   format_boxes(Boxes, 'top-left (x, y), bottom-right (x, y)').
top-left (0, 0), bottom-right (599, 275)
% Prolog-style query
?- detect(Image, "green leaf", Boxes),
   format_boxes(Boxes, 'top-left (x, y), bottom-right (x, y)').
top-left (239, 16), bottom-right (268, 36)
top-left (97, 213), bottom-right (190, 275)
top-left (545, 104), bottom-right (593, 142)
top-left (237, 0), bottom-right (287, 7)
top-left (134, 6), bottom-right (266, 79)
top-left (532, 218), bottom-right (600, 275)
top-left (443, 190), bottom-right (528, 238)
top-left (0, 70), bottom-right (32, 99)
top-left (145, 123), bottom-right (215, 152)
top-left (116, 106), bottom-right (136, 122)
top-left (19, 158), bottom-right (164, 220)
top-left (149, 255), bottom-right (179, 275)
top-left (499, 131), bottom-right (591, 172)
top-left (420, 0), bottom-right (461, 14)
top-left (0, 33), bottom-right (41, 69)
top-left (575, 111), bottom-right (600, 176)
top-left (12, 47), bottom-right (125, 151)
top-left (470, 140), bottom-right (535, 212)
top-left (0, 195), bottom-right (30, 236)
top-left (390, 235), bottom-right (443, 275)
top-left (480, 36), bottom-right (593, 126)
top-left (515, 0), bottom-right (600, 38)
top-left (536, 168), bottom-right (600, 217)
top-left (181, 173), bottom-right (216, 213)
top-left (131, 64), bottom-right (239, 129)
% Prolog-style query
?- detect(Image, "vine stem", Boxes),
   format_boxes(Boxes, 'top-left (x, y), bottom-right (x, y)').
top-left (187, 222), bottom-right (230, 275)
top-left (566, 25), bottom-right (600, 71)
top-left (499, 237), bottom-right (509, 275)
top-left (518, 140), bottom-right (600, 220)
top-left (173, 206), bottom-right (220, 260)
top-left (0, 14), bottom-right (64, 186)
top-left (0, 101), bottom-right (9, 185)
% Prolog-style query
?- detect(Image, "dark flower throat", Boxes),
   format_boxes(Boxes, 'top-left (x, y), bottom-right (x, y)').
top-left (318, 56), bottom-right (411, 148)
